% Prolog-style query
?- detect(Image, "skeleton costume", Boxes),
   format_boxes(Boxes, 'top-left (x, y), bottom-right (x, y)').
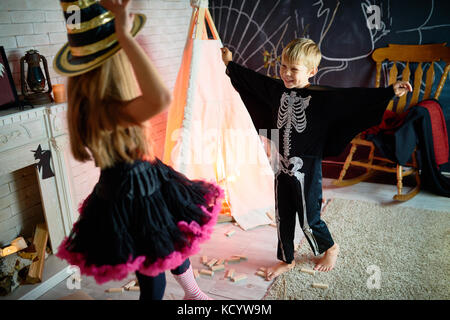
top-left (226, 61), bottom-right (395, 263)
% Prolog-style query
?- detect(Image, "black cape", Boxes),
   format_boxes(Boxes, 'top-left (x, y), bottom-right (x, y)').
top-left (367, 101), bottom-right (450, 197)
top-left (226, 61), bottom-right (395, 158)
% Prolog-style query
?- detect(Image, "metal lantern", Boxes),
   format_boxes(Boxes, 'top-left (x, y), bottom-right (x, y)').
top-left (20, 49), bottom-right (53, 105)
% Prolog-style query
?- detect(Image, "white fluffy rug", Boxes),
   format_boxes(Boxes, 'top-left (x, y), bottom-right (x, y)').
top-left (264, 198), bottom-right (450, 300)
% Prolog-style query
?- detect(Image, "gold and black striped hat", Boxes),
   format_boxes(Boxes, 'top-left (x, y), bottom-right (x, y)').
top-left (54, 0), bottom-right (146, 77)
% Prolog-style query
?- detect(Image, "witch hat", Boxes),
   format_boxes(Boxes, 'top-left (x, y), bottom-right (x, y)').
top-left (53, 0), bottom-right (146, 77)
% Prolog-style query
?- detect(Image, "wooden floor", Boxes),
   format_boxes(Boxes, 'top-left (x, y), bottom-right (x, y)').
top-left (37, 178), bottom-right (450, 300)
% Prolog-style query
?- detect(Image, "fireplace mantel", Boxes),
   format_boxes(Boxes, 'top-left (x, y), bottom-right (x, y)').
top-left (0, 103), bottom-right (77, 299)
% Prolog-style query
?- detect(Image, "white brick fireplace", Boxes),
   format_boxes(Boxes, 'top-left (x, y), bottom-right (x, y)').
top-left (0, 103), bottom-right (100, 299)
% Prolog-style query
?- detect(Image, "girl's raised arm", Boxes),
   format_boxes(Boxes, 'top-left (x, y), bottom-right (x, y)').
top-left (100, 0), bottom-right (172, 123)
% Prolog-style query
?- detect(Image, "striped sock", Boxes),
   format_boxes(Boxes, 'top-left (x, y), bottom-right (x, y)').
top-left (172, 265), bottom-right (212, 300)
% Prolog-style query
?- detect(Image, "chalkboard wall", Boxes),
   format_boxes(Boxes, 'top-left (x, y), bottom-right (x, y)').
top-left (210, 0), bottom-right (450, 170)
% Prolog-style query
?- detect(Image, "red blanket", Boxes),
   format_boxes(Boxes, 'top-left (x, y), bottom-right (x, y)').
top-left (363, 109), bottom-right (409, 136)
top-left (417, 100), bottom-right (449, 167)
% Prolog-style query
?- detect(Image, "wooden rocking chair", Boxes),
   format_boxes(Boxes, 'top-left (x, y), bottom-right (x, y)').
top-left (333, 43), bottom-right (450, 201)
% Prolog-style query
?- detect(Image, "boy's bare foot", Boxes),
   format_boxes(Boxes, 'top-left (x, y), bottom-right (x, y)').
top-left (314, 243), bottom-right (339, 272)
top-left (265, 261), bottom-right (295, 281)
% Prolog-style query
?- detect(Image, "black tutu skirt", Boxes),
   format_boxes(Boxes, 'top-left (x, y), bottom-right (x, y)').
top-left (56, 158), bottom-right (224, 284)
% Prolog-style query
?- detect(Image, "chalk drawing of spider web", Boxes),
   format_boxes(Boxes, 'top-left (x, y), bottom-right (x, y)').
top-left (210, 0), bottom-right (294, 78)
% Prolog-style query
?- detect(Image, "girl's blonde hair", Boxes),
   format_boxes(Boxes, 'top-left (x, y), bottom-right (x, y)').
top-left (67, 50), bottom-right (153, 169)
top-left (282, 38), bottom-right (321, 71)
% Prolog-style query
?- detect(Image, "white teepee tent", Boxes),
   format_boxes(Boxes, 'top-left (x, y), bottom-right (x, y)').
top-left (163, 0), bottom-right (275, 230)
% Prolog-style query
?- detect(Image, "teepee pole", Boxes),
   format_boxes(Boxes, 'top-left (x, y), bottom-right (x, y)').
top-left (205, 9), bottom-right (219, 40)
top-left (189, 0), bottom-right (221, 41)
top-left (187, 7), bottom-right (198, 40)
top-left (195, 7), bottom-right (206, 39)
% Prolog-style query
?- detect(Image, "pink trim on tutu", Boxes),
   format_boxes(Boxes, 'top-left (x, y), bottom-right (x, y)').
top-left (56, 182), bottom-right (224, 284)
top-left (56, 239), bottom-right (146, 284)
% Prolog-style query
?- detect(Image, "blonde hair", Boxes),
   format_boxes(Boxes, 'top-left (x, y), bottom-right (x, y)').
top-left (67, 50), bottom-right (153, 169)
top-left (282, 38), bottom-right (321, 71)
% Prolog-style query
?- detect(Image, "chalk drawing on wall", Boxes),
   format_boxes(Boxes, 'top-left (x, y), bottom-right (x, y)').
top-left (211, 0), bottom-right (450, 110)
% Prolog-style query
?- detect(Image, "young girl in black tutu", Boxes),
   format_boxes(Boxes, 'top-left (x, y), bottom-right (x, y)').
top-left (54, 0), bottom-right (223, 300)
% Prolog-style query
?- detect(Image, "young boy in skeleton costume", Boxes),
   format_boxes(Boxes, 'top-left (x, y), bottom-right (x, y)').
top-left (221, 38), bottom-right (412, 280)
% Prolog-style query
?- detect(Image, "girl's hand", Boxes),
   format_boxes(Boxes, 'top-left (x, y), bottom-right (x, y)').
top-left (221, 47), bottom-right (233, 66)
top-left (102, 0), bottom-right (172, 124)
top-left (393, 81), bottom-right (412, 97)
top-left (100, 0), bottom-right (132, 36)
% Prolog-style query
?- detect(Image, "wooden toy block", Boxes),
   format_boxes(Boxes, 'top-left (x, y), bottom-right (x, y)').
top-left (123, 280), bottom-right (136, 290)
top-left (127, 286), bottom-right (140, 291)
top-left (201, 256), bottom-right (208, 264)
top-left (231, 255), bottom-right (247, 261)
top-left (255, 270), bottom-right (266, 278)
top-left (199, 269), bottom-right (214, 277)
top-left (211, 264), bottom-right (225, 271)
top-left (206, 258), bottom-right (218, 267)
top-left (227, 257), bottom-right (241, 263)
top-left (225, 269), bottom-right (235, 279)
top-left (216, 259), bottom-right (225, 265)
top-left (300, 268), bottom-right (316, 276)
top-left (105, 288), bottom-right (124, 293)
top-left (232, 274), bottom-right (247, 283)
top-left (225, 230), bottom-right (235, 237)
top-left (312, 283), bottom-right (329, 289)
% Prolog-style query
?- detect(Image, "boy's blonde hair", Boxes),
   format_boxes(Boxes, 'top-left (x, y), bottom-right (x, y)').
top-left (67, 50), bottom-right (152, 169)
top-left (282, 38), bottom-right (321, 71)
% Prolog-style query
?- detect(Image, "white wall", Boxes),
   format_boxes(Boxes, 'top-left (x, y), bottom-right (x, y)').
top-left (0, 0), bottom-right (192, 158)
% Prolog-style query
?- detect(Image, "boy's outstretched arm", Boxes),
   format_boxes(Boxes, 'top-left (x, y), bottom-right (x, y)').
top-left (322, 80), bottom-right (412, 157)
top-left (220, 47), bottom-right (281, 97)
top-left (220, 47), bottom-right (283, 130)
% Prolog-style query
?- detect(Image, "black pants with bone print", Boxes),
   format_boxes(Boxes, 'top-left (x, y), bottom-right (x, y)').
top-left (275, 155), bottom-right (334, 264)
